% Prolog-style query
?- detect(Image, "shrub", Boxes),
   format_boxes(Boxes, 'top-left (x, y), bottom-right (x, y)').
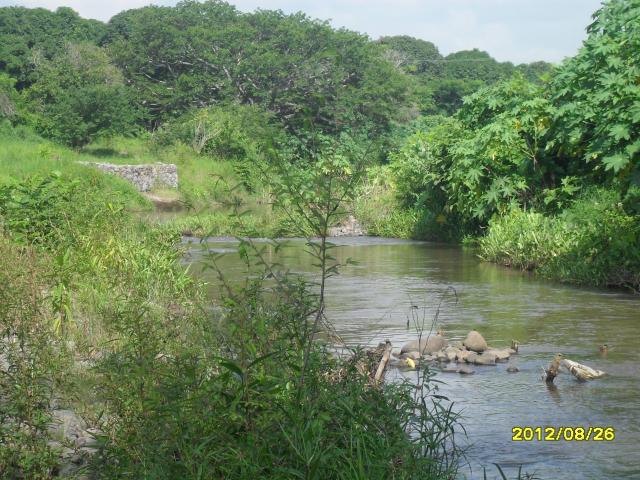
top-left (27, 43), bottom-right (141, 147)
top-left (0, 239), bottom-right (70, 479)
top-left (480, 188), bottom-right (640, 291)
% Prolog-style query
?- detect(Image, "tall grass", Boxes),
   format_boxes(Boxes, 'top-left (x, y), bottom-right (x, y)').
top-left (0, 124), bottom-right (268, 212)
top-left (479, 188), bottom-right (640, 292)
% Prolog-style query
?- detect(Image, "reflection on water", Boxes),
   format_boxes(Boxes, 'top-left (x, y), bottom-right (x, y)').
top-left (185, 236), bottom-right (640, 480)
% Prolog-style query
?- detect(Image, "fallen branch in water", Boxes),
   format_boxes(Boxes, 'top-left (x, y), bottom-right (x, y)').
top-left (374, 340), bottom-right (392, 384)
top-left (562, 359), bottom-right (606, 381)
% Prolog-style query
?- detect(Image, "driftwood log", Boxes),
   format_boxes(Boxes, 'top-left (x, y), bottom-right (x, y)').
top-left (373, 340), bottom-right (393, 384)
top-left (543, 353), bottom-right (607, 383)
top-left (562, 359), bottom-right (606, 381)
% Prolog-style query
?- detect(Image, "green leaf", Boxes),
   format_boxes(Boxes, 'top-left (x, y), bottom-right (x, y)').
top-left (602, 153), bottom-right (630, 172)
top-left (610, 124), bottom-right (631, 141)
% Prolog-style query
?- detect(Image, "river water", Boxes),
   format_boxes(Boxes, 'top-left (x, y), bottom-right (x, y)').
top-left (185, 236), bottom-right (640, 480)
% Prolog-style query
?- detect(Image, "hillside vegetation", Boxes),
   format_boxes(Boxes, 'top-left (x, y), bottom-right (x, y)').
top-left (1, 1), bottom-right (639, 478)
top-left (1, 1), bottom-right (638, 283)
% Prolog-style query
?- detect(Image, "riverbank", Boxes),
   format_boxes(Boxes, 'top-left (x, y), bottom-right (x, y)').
top-left (0, 134), bottom-right (464, 479)
top-left (353, 166), bottom-right (640, 294)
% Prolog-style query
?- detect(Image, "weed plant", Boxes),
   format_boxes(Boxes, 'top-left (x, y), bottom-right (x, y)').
top-left (479, 188), bottom-right (640, 292)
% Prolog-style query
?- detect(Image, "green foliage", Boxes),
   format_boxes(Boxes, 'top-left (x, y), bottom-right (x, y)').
top-left (0, 73), bottom-right (20, 120)
top-left (379, 35), bottom-right (442, 75)
top-left (155, 104), bottom-right (280, 159)
top-left (391, 77), bottom-right (564, 237)
top-left (354, 165), bottom-right (435, 240)
top-left (0, 239), bottom-right (69, 479)
top-left (552, 0), bottom-right (640, 181)
top-left (480, 189), bottom-right (640, 291)
top-left (0, 172), bottom-right (80, 245)
top-left (92, 270), bottom-right (459, 479)
top-left (381, 36), bottom-right (552, 116)
top-left (0, 6), bottom-right (107, 89)
top-left (26, 43), bottom-right (140, 147)
top-left (106, 1), bottom-right (409, 136)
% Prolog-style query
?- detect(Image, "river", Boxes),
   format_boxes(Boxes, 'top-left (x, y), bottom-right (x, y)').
top-left (184, 236), bottom-right (640, 480)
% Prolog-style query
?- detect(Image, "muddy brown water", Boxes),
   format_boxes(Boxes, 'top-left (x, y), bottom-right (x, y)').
top-left (184, 236), bottom-right (640, 480)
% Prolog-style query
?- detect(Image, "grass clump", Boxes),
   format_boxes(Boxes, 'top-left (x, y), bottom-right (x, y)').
top-left (480, 188), bottom-right (640, 292)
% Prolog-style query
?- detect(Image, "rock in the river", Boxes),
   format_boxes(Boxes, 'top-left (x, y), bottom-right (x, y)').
top-left (464, 352), bottom-right (479, 364)
top-left (444, 346), bottom-right (460, 362)
top-left (485, 348), bottom-right (511, 362)
top-left (458, 365), bottom-right (475, 375)
top-left (440, 365), bottom-right (459, 373)
top-left (435, 350), bottom-right (449, 363)
top-left (506, 366), bottom-right (520, 373)
top-left (463, 330), bottom-right (488, 352)
top-left (400, 334), bottom-right (448, 355)
top-left (400, 351), bottom-right (421, 361)
top-left (456, 349), bottom-right (473, 362)
top-left (473, 352), bottom-right (497, 365)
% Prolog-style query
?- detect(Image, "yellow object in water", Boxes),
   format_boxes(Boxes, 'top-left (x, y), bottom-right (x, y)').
top-left (405, 358), bottom-right (416, 369)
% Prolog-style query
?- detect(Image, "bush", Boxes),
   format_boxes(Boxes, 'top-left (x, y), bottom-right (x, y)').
top-left (36, 84), bottom-right (140, 147)
top-left (356, 164), bottom-right (464, 241)
top-left (154, 104), bottom-right (281, 159)
top-left (26, 43), bottom-right (141, 147)
top-left (0, 239), bottom-right (70, 479)
top-left (92, 263), bottom-right (460, 479)
top-left (480, 188), bottom-right (640, 291)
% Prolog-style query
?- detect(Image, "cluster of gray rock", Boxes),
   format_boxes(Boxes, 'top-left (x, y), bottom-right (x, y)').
top-left (328, 215), bottom-right (366, 237)
top-left (78, 161), bottom-right (178, 192)
top-left (48, 409), bottom-right (101, 478)
top-left (393, 330), bottom-right (518, 375)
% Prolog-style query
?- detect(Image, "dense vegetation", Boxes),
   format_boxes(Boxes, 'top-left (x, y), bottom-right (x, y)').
top-left (381, 0), bottom-right (640, 291)
top-left (0, 130), bottom-right (462, 478)
top-left (0, 0), bottom-right (639, 477)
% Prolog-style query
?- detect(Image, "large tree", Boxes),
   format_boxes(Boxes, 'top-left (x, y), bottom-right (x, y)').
top-left (105, 1), bottom-right (409, 135)
top-left (0, 6), bottom-right (107, 89)
top-left (27, 42), bottom-right (140, 146)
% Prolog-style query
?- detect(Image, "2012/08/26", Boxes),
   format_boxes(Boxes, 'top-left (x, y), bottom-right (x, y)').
top-left (512, 426), bottom-right (615, 441)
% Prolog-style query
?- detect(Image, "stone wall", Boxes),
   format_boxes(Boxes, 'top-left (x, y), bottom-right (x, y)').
top-left (79, 162), bottom-right (178, 192)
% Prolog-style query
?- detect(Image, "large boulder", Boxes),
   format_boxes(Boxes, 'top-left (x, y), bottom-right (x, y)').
top-left (463, 330), bottom-right (488, 352)
top-left (400, 334), bottom-right (448, 355)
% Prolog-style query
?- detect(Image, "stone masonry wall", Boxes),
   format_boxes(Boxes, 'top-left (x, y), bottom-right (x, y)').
top-left (79, 162), bottom-right (178, 192)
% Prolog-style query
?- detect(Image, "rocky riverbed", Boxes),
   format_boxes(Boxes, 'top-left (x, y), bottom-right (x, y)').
top-left (391, 330), bottom-right (518, 375)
